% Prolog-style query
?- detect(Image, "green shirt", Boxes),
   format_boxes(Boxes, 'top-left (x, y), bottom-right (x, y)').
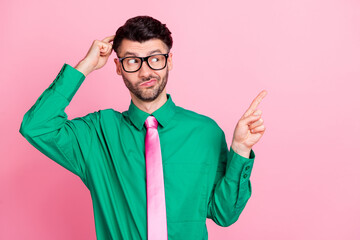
top-left (19, 63), bottom-right (255, 240)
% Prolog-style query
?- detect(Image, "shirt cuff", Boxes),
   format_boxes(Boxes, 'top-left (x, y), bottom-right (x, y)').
top-left (49, 63), bottom-right (86, 102)
top-left (225, 146), bottom-right (255, 182)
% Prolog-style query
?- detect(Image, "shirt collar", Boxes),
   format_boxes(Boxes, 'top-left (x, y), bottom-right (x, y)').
top-left (127, 93), bottom-right (176, 131)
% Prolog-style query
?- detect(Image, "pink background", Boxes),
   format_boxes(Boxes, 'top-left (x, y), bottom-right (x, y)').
top-left (1, 0), bottom-right (360, 239)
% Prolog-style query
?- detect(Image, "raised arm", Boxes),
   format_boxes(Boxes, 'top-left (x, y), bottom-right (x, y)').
top-left (19, 35), bottom-right (115, 183)
top-left (207, 130), bottom-right (255, 227)
top-left (207, 90), bottom-right (267, 226)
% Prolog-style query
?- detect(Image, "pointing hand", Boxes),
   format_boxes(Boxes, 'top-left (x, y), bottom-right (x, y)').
top-left (231, 90), bottom-right (267, 157)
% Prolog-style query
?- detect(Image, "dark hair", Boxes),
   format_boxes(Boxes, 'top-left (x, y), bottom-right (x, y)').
top-left (112, 16), bottom-right (173, 56)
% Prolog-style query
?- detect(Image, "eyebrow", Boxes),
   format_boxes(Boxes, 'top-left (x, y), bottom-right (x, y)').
top-left (123, 49), bottom-right (163, 57)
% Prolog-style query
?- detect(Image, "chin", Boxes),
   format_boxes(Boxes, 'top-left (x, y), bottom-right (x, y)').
top-left (134, 90), bottom-right (158, 102)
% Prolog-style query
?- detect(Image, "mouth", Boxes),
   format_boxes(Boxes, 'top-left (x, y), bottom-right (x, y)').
top-left (140, 79), bottom-right (157, 87)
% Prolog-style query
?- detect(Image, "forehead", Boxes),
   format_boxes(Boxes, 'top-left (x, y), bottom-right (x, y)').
top-left (118, 38), bottom-right (168, 56)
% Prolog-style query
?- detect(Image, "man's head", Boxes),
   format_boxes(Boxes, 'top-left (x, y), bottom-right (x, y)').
top-left (113, 16), bottom-right (173, 102)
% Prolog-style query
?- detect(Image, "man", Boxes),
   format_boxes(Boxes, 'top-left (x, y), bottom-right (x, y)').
top-left (19, 16), bottom-right (267, 239)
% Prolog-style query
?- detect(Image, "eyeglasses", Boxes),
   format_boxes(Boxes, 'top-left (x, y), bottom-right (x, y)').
top-left (118, 53), bottom-right (169, 73)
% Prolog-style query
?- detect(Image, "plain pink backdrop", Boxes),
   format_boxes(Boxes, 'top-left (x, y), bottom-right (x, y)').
top-left (1, 0), bottom-right (360, 239)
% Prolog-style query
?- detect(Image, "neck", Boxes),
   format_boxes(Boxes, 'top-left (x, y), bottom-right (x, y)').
top-left (130, 90), bottom-right (168, 114)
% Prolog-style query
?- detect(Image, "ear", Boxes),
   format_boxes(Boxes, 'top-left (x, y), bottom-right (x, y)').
top-left (167, 52), bottom-right (173, 71)
top-left (114, 58), bottom-right (122, 76)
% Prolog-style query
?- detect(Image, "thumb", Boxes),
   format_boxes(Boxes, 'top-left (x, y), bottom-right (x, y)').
top-left (241, 114), bottom-right (261, 125)
top-left (99, 42), bottom-right (110, 54)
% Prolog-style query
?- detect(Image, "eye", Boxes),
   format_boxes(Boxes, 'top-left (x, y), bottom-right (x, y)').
top-left (151, 57), bottom-right (159, 62)
top-left (127, 58), bottom-right (139, 64)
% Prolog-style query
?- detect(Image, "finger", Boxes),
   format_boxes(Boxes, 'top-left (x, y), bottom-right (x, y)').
top-left (102, 35), bottom-right (115, 43)
top-left (241, 109), bottom-right (261, 120)
top-left (104, 43), bottom-right (113, 55)
top-left (99, 47), bottom-right (107, 56)
top-left (250, 125), bottom-right (266, 133)
top-left (243, 90), bottom-right (267, 118)
top-left (241, 114), bottom-right (261, 126)
top-left (253, 109), bottom-right (262, 116)
top-left (99, 42), bottom-right (110, 54)
top-left (249, 118), bottom-right (264, 130)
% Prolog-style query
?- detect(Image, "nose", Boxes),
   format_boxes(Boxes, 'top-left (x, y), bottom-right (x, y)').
top-left (138, 60), bottom-right (153, 78)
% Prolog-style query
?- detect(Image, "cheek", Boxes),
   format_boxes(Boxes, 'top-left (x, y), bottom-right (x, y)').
top-left (158, 70), bottom-right (168, 79)
top-left (122, 74), bottom-right (138, 85)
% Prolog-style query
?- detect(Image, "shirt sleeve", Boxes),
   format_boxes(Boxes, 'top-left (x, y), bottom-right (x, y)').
top-left (19, 63), bottom-right (98, 184)
top-left (207, 130), bottom-right (255, 227)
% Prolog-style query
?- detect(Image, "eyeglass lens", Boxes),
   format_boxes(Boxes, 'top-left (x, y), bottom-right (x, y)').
top-left (123, 54), bottom-right (166, 72)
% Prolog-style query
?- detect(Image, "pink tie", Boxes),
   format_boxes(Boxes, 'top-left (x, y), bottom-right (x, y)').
top-left (145, 116), bottom-right (168, 240)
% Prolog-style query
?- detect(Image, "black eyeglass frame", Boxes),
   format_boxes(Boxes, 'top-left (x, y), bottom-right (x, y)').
top-left (118, 53), bottom-right (169, 73)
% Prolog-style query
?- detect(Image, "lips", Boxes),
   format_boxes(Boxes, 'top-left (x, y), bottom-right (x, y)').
top-left (140, 79), bottom-right (157, 87)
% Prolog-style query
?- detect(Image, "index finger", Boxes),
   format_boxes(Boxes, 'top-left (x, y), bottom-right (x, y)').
top-left (102, 35), bottom-right (115, 43)
top-left (243, 90), bottom-right (267, 117)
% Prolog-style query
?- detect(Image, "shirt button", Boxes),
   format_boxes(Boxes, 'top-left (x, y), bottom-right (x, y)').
top-left (243, 174), bottom-right (248, 178)
top-left (245, 166), bottom-right (250, 170)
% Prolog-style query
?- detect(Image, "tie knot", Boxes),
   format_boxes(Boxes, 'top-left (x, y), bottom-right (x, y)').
top-left (145, 115), bottom-right (158, 129)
